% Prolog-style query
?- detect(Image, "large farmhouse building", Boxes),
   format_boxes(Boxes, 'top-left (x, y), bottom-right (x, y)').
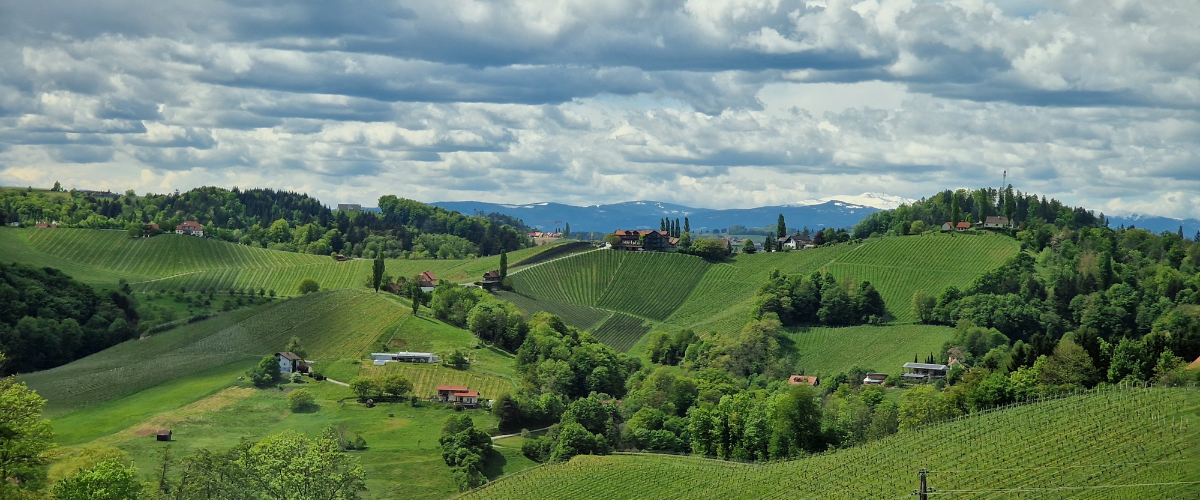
top-left (418, 271), bottom-right (438, 292)
top-left (436, 385), bottom-right (479, 407)
top-left (176, 221), bottom-right (204, 237)
top-left (370, 351), bottom-right (439, 364)
top-left (902, 362), bottom-right (949, 381)
top-left (613, 229), bottom-right (678, 252)
top-left (276, 352), bottom-right (307, 373)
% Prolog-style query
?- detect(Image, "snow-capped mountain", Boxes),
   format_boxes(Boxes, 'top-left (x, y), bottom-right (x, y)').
top-left (432, 195), bottom-right (906, 233)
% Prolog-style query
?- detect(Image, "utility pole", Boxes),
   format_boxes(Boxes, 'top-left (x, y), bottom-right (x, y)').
top-left (917, 469), bottom-right (928, 500)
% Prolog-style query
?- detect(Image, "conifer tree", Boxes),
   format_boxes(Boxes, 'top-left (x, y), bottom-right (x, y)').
top-left (777, 214), bottom-right (786, 238)
top-left (684, 217), bottom-right (690, 234)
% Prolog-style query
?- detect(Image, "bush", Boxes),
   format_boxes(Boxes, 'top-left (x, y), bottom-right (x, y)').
top-left (290, 372), bottom-right (304, 384)
top-left (288, 389), bottom-right (316, 411)
top-left (298, 278), bottom-right (320, 294)
top-left (247, 355), bottom-right (281, 387)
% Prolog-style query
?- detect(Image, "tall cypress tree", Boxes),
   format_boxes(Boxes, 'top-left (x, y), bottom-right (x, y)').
top-left (499, 249), bottom-right (508, 282)
top-left (684, 217), bottom-right (690, 234)
top-left (372, 252), bottom-right (385, 292)
top-left (777, 214), bottom-right (786, 238)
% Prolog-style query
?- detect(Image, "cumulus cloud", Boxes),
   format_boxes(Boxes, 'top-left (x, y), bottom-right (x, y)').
top-left (0, 0), bottom-right (1198, 218)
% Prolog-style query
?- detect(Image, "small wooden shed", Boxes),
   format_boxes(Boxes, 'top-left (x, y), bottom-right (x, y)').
top-left (156, 429), bottom-right (172, 442)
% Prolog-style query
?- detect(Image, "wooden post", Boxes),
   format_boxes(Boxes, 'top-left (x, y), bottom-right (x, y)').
top-left (919, 469), bottom-right (928, 500)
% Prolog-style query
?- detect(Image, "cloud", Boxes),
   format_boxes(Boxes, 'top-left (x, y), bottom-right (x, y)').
top-left (0, 0), bottom-right (1197, 216)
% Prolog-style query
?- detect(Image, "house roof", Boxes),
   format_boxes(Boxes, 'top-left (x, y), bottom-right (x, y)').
top-left (157, 429), bottom-right (172, 436)
top-left (483, 270), bottom-right (501, 279)
top-left (436, 385), bottom-right (470, 392)
top-left (277, 352), bottom-right (302, 361)
top-left (985, 216), bottom-right (1010, 224)
top-left (904, 362), bottom-right (949, 371)
top-left (615, 229), bottom-right (668, 237)
top-left (177, 221), bottom-right (202, 230)
top-left (1187, 356), bottom-right (1200, 371)
top-left (146, 223), bottom-right (159, 229)
top-left (419, 271), bottom-right (438, 283)
top-left (788, 375), bottom-right (818, 386)
top-left (864, 372), bottom-right (888, 378)
top-left (956, 222), bottom-right (971, 229)
top-left (455, 391), bottom-right (479, 397)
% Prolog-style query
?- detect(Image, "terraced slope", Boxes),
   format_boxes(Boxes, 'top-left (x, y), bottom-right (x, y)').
top-left (21, 289), bottom-right (407, 413)
top-left (462, 388), bottom-right (1200, 500)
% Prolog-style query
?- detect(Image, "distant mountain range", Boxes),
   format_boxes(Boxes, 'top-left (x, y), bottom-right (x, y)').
top-left (432, 193), bottom-right (913, 233)
top-left (429, 193), bottom-right (1200, 238)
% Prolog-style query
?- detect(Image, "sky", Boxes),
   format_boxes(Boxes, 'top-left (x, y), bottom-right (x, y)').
top-left (0, 0), bottom-right (1198, 218)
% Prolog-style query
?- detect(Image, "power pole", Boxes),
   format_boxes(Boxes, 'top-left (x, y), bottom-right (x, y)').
top-left (917, 469), bottom-right (928, 500)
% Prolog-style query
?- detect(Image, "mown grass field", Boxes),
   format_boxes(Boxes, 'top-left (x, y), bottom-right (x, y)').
top-left (787, 325), bottom-right (957, 376)
top-left (461, 388), bottom-right (1200, 500)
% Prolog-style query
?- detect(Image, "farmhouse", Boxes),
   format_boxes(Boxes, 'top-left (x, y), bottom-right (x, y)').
top-left (370, 351), bottom-right (439, 364)
top-left (418, 271), bottom-right (438, 292)
top-left (613, 229), bottom-right (678, 252)
top-left (176, 221), bottom-right (204, 237)
top-left (482, 270), bottom-right (501, 283)
top-left (984, 216), bottom-right (1012, 229)
top-left (902, 362), bottom-right (949, 381)
top-left (777, 235), bottom-right (815, 250)
top-left (863, 373), bottom-right (888, 385)
top-left (276, 352), bottom-right (307, 373)
top-left (436, 385), bottom-right (479, 406)
top-left (787, 375), bottom-right (819, 387)
top-left (956, 222), bottom-right (971, 232)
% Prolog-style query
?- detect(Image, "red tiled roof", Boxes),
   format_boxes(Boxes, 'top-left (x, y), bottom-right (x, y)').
top-left (436, 385), bottom-right (469, 392)
top-left (177, 221), bottom-right (202, 231)
top-left (456, 391), bottom-right (479, 397)
top-left (956, 222), bottom-right (971, 229)
top-left (277, 352), bottom-right (302, 361)
top-left (419, 271), bottom-right (438, 283)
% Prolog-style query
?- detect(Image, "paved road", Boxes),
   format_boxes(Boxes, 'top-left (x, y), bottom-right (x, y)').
top-left (491, 426), bottom-right (552, 442)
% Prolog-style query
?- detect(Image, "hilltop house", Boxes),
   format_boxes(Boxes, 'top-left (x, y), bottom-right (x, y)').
top-left (614, 229), bottom-right (678, 252)
top-left (777, 235), bottom-right (815, 250)
top-left (436, 385), bottom-right (479, 407)
top-left (370, 351), bottom-right (439, 364)
top-left (941, 222), bottom-right (971, 232)
top-left (481, 270), bottom-right (501, 284)
top-left (983, 216), bottom-right (1012, 229)
top-left (902, 362), bottom-right (948, 381)
top-left (276, 352), bottom-right (307, 373)
top-left (176, 221), bottom-right (204, 237)
top-left (418, 271), bottom-right (438, 292)
top-left (787, 375), bottom-right (819, 387)
top-left (337, 203), bottom-right (362, 212)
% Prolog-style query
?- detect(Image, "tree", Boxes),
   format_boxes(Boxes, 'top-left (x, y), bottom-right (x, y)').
top-left (690, 238), bottom-right (729, 260)
top-left (298, 278), bottom-right (320, 295)
top-left (348, 377), bottom-right (379, 400)
top-left (0, 362), bottom-right (54, 495)
top-left (284, 336), bottom-right (307, 359)
top-left (563, 223), bottom-right (570, 238)
top-left (499, 249), bottom-right (508, 282)
top-left (742, 239), bottom-right (757, 254)
top-left (777, 214), bottom-right (786, 238)
top-left (684, 217), bottom-right (690, 234)
top-left (247, 355), bottom-right (282, 387)
top-left (288, 389), bottom-right (316, 412)
top-left (678, 231), bottom-right (692, 249)
top-left (911, 290), bottom-right (937, 324)
top-left (910, 220), bottom-right (926, 234)
top-left (381, 374), bottom-right (413, 397)
top-left (371, 253), bottom-right (385, 292)
top-left (762, 236), bottom-right (775, 253)
top-left (52, 458), bottom-right (143, 500)
top-left (951, 193), bottom-right (962, 226)
top-left (491, 394), bottom-right (522, 431)
top-left (237, 430), bottom-right (367, 500)
top-left (768, 385), bottom-right (824, 458)
top-left (52, 181), bottom-right (62, 192)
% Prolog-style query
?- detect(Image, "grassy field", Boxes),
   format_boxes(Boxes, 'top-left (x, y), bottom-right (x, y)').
top-left (461, 387), bottom-right (1200, 500)
top-left (504, 234), bottom-right (1018, 350)
top-left (51, 377), bottom-right (536, 500)
top-left (0, 227), bottom-right (565, 295)
top-left (22, 290), bottom-right (413, 413)
top-left (787, 325), bottom-right (957, 377)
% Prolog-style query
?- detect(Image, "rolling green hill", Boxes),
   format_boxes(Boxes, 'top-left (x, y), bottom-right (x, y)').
top-left (0, 227), bottom-right (563, 295)
top-left (461, 387), bottom-right (1200, 500)
top-left (505, 234), bottom-right (1019, 350)
top-left (788, 325), bottom-right (956, 376)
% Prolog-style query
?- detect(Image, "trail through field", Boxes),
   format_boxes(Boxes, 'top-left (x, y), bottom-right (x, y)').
top-left (491, 426), bottom-right (551, 441)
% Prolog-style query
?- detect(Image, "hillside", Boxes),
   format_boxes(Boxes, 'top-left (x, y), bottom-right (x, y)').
top-left (0, 228), bottom-right (561, 294)
top-left (506, 233), bottom-right (1019, 350)
top-left (461, 388), bottom-right (1200, 500)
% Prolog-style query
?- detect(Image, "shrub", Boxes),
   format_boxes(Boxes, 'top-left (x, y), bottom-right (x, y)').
top-left (298, 278), bottom-right (320, 294)
top-left (288, 389), bottom-right (315, 411)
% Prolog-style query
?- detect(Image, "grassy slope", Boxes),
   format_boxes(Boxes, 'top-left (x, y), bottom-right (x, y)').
top-left (462, 388), bottom-right (1200, 500)
top-left (788, 325), bottom-right (957, 376)
top-left (504, 234), bottom-right (1018, 351)
top-left (0, 227), bottom-right (563, 294)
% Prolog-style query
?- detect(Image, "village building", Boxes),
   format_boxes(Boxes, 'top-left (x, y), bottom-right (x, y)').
top-left (777, 235), bottom-right (815, 250)
top-left (482, 270), bottom-right (501, 284)
top-left (863, 373), bottom-right (888, 385)
top-left (613, 229), bottom-right (678, 252)
top-left (787, 375), bottom-right (819, 387)
top-left (276, 352), bottom-right (307, 373)
top-left (337, 203), bottom-right (362, 211)
top-left (956, 222), bottom-right (971, 232)
top-left (983, 216), bottom-right (1012, 229)
top-left (370, 351), bottom-right (439, 364)
top-left (902, 362), bottom-right (949, 381)
top-left (436, 385), bottom-right (479, 407)
top-left (418, 271), bottom-right (438, 292)
top-left (176, 221), bottom-right (204, 237)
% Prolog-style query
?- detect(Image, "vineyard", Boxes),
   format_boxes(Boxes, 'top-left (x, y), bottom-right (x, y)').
top-left (461, 387), bottom-right (1200, 500)
top-left (358, 362), bottom-right (516, 399)
top-left (22, 290), bottom-right (406, 413)
top-left (787, 325), bottom-right (956, 376)
top-left (493, 291), bottom-right (612, 332)
top-left (589, 313), bottom-right (651, 352)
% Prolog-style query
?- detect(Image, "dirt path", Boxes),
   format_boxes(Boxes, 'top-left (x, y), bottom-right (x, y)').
top-left (491, 426), bottom-right (551, 441)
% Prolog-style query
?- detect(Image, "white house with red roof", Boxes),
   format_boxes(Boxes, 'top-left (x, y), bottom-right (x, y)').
top-left (176, 221), bottom-right (204, 237)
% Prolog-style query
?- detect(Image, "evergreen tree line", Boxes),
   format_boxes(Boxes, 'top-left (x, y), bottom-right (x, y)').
top-left (1, 185), bottom-right (533, 260)
top-left (852, 186), bottom-right (1106, 238)
top-left (0, 262), bottom-right (139, 374)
